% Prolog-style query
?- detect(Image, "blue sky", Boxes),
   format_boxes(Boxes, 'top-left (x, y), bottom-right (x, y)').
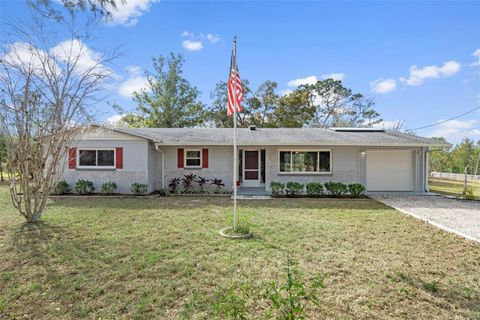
top-left (1, 0), bottom-right (479, 143)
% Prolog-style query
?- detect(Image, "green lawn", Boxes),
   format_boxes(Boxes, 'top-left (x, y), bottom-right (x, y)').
top-left (429, 177), bottom-right (480, 199)
top-left (1, 186), bottom-right (479, 319)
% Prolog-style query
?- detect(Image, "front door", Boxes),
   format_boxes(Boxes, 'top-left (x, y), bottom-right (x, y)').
top-left (243, 150), bottom-right (260, 187)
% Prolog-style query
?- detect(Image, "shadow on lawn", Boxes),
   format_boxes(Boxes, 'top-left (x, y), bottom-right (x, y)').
top-left (46, 196), bottom-right (392, 211)
top-left (11, 222), bottom-right (107, 269)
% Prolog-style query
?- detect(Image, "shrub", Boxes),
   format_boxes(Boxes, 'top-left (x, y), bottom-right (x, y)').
top-left (101, 181), bottom-right (117, 194)
top-left (195, 176), bottom-right (209, 193)
top-left (182, 174), bottom-right (197, 193)
top-left (348, 183), bottom-right (366, 198)
top-left (52, 180), bottom-right (69, 195)
top-left (306, 182), bottom-right (323, 196)
top-left (131, 183), bottom-right (148, 195)
top-left (168, 177), bottom-right (181, 193)
top-left (285, 182), bottom-right (304, 197)
top-left (324, 181), bottom-right (348, 197)
top-left (75, 179), bottom-right (94, 195)
top-left (270, 181), bottom-right (285, 196)
top-left (211, 178), bottom-right (225, 194)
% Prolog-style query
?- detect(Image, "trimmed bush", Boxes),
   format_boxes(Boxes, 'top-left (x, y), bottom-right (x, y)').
top-left (348, 183), bottom-right (366, 198)
top-left (270, 181), bottom-right (285, 196)
top-left (52, 180), bottom-right (69, 195)
top-left (131, 183), bottom-right (148, 195)
top-left (306, 182), bottom-right (323, 196)
top-left (324, 181), bottom-right (348, 197)
top-left (285, 182), bottom-right (304, 197)
top-left (75, 179), bottom-right (94, 195)
top-left (101, 181), bottom-right (117, 194)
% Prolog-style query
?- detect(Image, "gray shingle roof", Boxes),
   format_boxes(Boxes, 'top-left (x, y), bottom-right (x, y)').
top-left (109, 126), bottom-right (449, 147)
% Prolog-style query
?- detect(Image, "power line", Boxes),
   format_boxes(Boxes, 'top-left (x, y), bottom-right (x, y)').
top-left (408, 106), bottom-right (480, 131)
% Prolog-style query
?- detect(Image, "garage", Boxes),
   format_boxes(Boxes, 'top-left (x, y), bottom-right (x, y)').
top-left (366, 149), bottom-right (414, 191)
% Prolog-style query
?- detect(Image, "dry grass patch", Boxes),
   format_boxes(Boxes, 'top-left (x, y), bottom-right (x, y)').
top-left (0, 186), bottom-right (479, 319)
top-left (429, 178), bottom-right (480, 199)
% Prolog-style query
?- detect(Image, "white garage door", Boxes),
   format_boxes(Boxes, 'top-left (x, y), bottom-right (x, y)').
top-left (366, 150), bottom-right (414, 191)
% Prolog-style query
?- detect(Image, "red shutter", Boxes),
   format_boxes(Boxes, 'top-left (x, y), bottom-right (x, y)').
top-left (202, 149), bottom-right (209, 168)
top-left (177, 148), bottom-right (184, 168)
top-left (116, 147), bottom-right (123, 169)
top-left (68, 147), bottom-right (76, 169)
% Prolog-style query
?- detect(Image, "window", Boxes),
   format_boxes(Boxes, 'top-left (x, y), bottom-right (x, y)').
top-left (185, 150), bottom-right (202, 168)
top-left (78, 149), bottom-right (115, 168)
top-left (279, 150), bottom-right (331, 173)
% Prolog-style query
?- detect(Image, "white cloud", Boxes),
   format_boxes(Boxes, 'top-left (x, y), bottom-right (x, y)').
top-left (372, 120), bottom-right (404, 130)
top-left (117, 65), bottom-right (148, 98)
top-left (427, 119), bottom-right (480, 144)
top-left (180, 32), bottom-right (220, 51)
top-left (321, 73), bottom-right (345, 81)
top-left (279, 89), bottom-right (293, 96)
top-left (2, 42), bottom-right (58, 76)
top-left (370, 78), bottom-right (397, 94)
top-left (287, 75), bottom-right (317, 87)
top-left (50, 39), bottom-right (109, 75)
top-left (400, 60), bottom-right (461, 86)
top-left (182, 40), bottom-right (204, 51)
top-left (206, 33), bottom-right (220, 44)
top-left (470, 48), bottom-right (480, 67)
top-left (287, 73), bottom-right (344, 87)
top-left (104, 114), bottom-right (123, 126)
top-left (104, 0), bottom-right (159, 27)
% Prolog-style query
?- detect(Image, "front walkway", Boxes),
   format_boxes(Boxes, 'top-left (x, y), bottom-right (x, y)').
top-left (371, 194), bottom-right (480, 243)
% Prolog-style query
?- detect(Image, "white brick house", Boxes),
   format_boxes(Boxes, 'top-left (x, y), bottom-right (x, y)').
top-left (60, 125), bottom-right (449, 194)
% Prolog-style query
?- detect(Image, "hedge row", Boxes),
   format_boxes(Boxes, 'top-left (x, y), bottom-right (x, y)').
top-left (52, 180), bottom-right (148, 195)
top-left (270, 181), bottom-right (366, 198)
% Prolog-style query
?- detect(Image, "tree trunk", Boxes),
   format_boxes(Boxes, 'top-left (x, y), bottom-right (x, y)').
top-left (27, 211), bottom-right (42, 224)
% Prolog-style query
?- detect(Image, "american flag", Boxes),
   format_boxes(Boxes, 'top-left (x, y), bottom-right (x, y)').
top-left (227, 44), bottom-right (243, 116)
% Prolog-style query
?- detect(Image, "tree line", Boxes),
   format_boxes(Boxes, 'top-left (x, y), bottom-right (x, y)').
top-left (115, 53), bottom-right (383, 129)
top-left (430, 138), bottom-right (480, 175)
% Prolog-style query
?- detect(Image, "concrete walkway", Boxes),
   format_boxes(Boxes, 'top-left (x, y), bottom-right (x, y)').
top-left (371, 194), bottom-right (480, 243)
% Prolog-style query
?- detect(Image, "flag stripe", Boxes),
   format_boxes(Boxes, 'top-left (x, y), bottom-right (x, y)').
top-left (227, 52), bottom-right (243, 116)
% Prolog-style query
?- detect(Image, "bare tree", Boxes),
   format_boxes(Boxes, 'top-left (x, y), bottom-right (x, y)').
top-left (0, 9), bottom-right (117, 223)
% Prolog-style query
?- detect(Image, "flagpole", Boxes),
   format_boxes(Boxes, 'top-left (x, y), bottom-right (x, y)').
top-left (232, 36), bottom-right (238, 232)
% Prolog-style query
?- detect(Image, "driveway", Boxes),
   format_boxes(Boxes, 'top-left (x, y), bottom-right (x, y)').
top-left (371, 194), bottom-right (480, 243)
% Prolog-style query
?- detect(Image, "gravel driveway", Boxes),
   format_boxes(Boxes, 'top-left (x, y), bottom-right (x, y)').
top-left (371, 194), bottom-right (480, 243)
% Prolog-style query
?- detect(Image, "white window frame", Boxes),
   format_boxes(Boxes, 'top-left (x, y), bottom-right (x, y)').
top-left (77, 148), bottom-right (116, 169)
top-left (278, 149), bottom-right (332, 174)
top-left (184, 149), bottom-right (203, 169)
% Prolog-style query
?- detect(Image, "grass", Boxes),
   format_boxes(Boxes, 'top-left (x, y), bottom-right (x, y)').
top-left (1, 186), bottom-right (480, 319)
top-left (429, 177), bottom-right (480, 199)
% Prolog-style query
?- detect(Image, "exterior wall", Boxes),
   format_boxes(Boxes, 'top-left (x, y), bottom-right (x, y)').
top-left (59, 128), bottom-right (150, 194)
top-left (264, 146), bottom-right (361, 191)
top-left (58, 125), bottom-right (430, 194)
top-left (147, 142), bottom-right (158, 192)
top-left (265, 146), bottom-right (427, 192)
top-left (156, 146), bottom-right (234, 192)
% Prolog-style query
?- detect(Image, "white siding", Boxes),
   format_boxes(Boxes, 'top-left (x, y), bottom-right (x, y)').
top-left (156, 146), bottom-right (234, 192)
top-left (265, 146), bottom-right (361, 191)
top-left (60, 139), bottom-right (149, 193)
